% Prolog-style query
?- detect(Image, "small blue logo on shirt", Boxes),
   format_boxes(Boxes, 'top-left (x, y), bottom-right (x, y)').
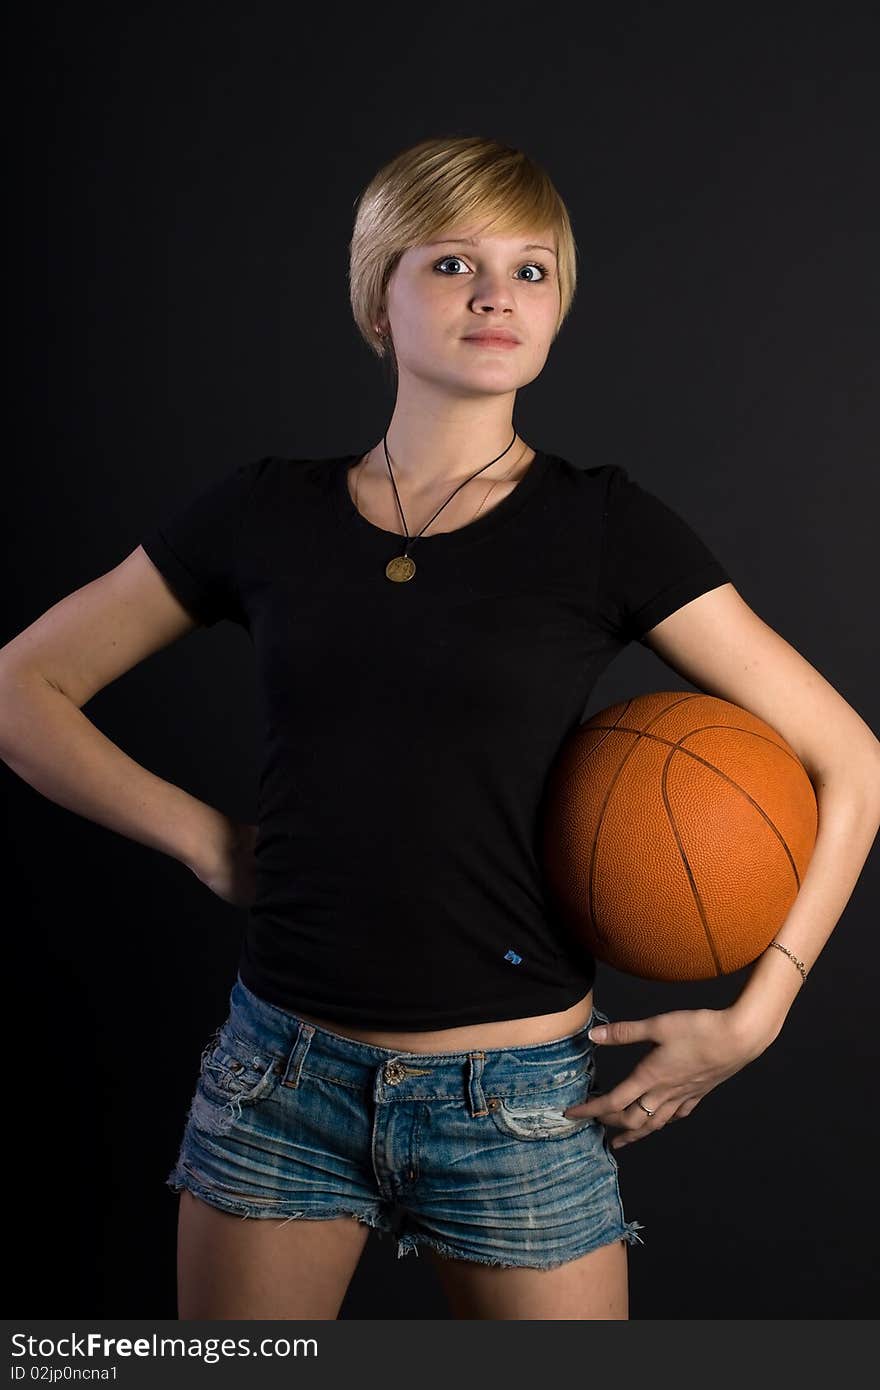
top-left (504, 949), bottom-right (523, 965)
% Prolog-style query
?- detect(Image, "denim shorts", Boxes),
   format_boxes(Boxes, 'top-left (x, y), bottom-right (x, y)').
top-left (165, 973), bottom-right (646, 1270)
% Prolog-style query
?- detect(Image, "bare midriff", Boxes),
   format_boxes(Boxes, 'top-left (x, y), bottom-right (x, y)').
top-left (287, 989), bottom-right (594, 1055)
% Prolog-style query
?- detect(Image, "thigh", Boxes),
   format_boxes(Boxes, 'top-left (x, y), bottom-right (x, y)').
top-left (176, 1190), bottom-right (370, 1320)
top-left (427, 1233), bottom-right (629, 1320)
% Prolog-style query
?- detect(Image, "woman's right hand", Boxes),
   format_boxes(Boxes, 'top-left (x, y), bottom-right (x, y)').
top-left (191, 819), bottom-right (259, 907)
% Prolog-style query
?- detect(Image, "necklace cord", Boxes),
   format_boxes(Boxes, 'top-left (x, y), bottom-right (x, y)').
top-left (351, 431), bottom-right (527, 582)
top-left (353, 432), bottom-right (520, 554)
top-left (385, 430), bottom-right (517, 553)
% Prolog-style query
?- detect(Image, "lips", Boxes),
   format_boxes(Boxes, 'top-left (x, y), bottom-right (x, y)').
top-left (463, 334), bottom-right (521, 347)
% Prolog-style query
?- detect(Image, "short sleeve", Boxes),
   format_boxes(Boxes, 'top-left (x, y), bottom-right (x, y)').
top-left (139, 459), bottom-right (263, 627)
top-left (598, 465), bottom-right (731, 643)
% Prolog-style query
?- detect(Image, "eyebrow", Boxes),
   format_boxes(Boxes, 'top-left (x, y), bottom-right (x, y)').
top-left (423, 237), bottom-right (558, 259)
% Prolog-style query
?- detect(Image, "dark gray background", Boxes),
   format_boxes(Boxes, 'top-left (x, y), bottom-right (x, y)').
top-left (4, 2), bottom-right (879, 1318)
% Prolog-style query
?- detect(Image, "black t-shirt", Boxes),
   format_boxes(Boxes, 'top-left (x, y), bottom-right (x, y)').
top-left (139, 449), bottom-right (731, 1028)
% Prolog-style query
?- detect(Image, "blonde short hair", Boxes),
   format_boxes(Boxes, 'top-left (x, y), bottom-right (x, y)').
top-left (348, 135), bottom-right (578, 376)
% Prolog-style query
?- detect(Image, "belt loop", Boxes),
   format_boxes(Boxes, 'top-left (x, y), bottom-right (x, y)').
top-left (467, 1051), bottom-right (489, 1117)
top-left (279, 1021), bottom-right (314, 1089)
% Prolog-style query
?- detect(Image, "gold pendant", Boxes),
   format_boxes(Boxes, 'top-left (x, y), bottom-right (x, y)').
top-left (386, 554), bottom-right (416, 582)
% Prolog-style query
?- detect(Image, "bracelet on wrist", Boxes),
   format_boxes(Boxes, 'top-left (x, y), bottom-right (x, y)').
top-left (766, 938), bottom-right (808, 982)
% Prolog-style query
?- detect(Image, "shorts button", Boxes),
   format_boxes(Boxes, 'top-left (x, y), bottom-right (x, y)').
top-left (384, 1061), bottom-right (407, 1084)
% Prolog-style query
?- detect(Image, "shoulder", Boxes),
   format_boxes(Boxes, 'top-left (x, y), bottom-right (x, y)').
top-left (541, 451), bottom-right (622, 508)
top-left (541, 450), bottom-right (615, 483)
top-left (239, 453), bottom-right (347, 504)
top-left (539, 453), bottom-right (710, 523)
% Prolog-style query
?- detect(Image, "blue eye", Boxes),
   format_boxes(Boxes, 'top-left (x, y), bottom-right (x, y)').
top-left (434, 255), bottom-right (550, 282)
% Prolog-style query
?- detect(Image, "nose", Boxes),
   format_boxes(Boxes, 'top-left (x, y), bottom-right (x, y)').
top-left (469, 271), bottom-right (515, 315)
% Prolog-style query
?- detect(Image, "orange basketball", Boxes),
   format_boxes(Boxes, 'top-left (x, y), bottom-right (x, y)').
top-left (540, 691), bottom-right (818, 981)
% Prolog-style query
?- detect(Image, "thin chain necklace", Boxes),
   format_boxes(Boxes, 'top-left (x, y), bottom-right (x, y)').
top-left (353, 431), bottom-right (524, 582)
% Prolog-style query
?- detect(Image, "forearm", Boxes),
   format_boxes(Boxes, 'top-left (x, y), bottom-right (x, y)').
top-left (0, 670), bottom-right (236, 876)
top-left (729, 769), bottom-right (880, 1048)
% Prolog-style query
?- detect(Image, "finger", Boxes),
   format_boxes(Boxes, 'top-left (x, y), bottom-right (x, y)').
top-left (564, 1076), bottom-right (670, 1123)
top-left (615, 1094), bottom-right (665, 1136)
top-left (581, 1086), bottom-right (683, 1131)
top-left (588, 1017), bottom-right (659, 1047)
top-left (615, 1093), bottom-right (704, 1145)
top-left (611, 1098), bottom-right (680, 1148)
top-left (667, 1095), bottom-right (703, 1121)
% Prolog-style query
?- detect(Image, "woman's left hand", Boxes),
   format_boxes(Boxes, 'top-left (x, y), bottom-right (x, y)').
top-left (561, 1007), bottom-right (771, 1149)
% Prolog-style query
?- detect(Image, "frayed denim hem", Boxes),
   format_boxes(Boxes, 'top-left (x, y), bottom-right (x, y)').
top-left (391, 1219), bottom-right (647, 1269)
top-left (165, 1166), bottom-right (402, 1236)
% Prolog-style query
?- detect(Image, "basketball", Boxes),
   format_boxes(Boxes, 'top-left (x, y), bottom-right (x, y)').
top-left (539, 691), bottom-right (819, 981)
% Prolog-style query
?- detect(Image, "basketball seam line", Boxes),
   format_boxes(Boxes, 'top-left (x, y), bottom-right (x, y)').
top-left (587, 697), bottom-right (813, 975)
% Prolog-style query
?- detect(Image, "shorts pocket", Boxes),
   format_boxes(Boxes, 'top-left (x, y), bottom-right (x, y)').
top-left (487, 1066), bottom-right (597, 1142)
top-left (195, 1021), bottom-right (281, 1113)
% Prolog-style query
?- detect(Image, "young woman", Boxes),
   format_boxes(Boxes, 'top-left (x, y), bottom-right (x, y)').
top-left (2, 135), bottom-right (878, 1321)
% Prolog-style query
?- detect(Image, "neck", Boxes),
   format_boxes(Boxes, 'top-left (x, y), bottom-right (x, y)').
top-left (364, 430), bottom-right (531, 490)
top-left (367, 378), bottom-right (533, 486)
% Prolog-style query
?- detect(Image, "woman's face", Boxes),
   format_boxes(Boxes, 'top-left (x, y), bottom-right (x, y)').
top-left (381, 225), bottom-right (561, 393)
